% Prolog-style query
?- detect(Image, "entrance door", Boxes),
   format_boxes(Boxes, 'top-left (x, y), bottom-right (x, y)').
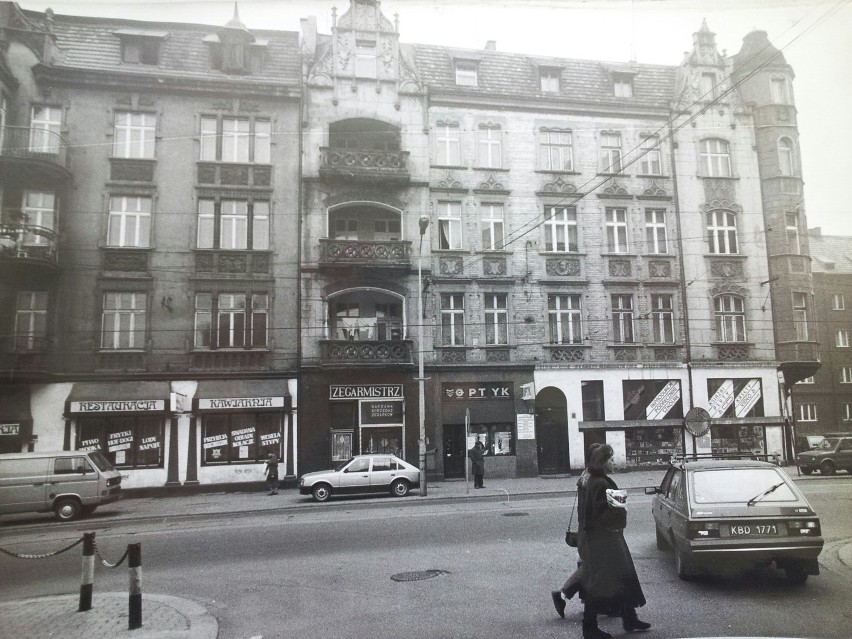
top-left (443, 423), bottom-right (466, 479)
top-left (535, 387), bottom-right (570, 474)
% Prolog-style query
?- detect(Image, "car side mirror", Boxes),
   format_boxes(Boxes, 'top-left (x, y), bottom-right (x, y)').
top-left (644, 486), bottom-right (659, 495)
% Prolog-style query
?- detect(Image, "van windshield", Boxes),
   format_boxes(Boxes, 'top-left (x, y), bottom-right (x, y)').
top-left (87, 451), bottom-right (115, 472)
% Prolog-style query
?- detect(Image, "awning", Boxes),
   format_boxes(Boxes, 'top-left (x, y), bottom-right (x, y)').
top-left (195, 379), bottom-right (292, 412)
top-left (66, 381), bottom-right (170, 414)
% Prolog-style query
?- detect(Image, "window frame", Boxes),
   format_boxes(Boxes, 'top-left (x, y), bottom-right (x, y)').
top-left (435, 122), bottom-right (461, 166)
top-left (650, 293), bottom-right (675, 344)
top-left (543, 205), bottom-right (578, 252)
top-left (832, 293), bottom-right (846, 311)
top-left (108, 195), bottom-right (152, 248)
top-left (837, 330), bottom-right (850, 348)
top-left (29, 105), bottom-right (62, 154)
top-left (548, 293), bottom-right (582, 345)
top-left (611, 294), bottom-right (635, 344)
top-left (101, 292), bottom-right (147, 351)
top-left (714, 294), bottom-right (747, 343)
top-left (539, 128), bottom-right (573, 172)
top-left (22, 190), bottom-right (56, 246)
top-left (792, 292), bottom-right (809, 341)
top-left (196, 197), bottom-right (269, 250)
top-left (840, 366), bottom-right (852, 384)
top-left (707, 209), bottom-right (739, 254)
top-left (194, 291), bottom-right (269, 350)
top-left (199, 114), bottom-right (271, 164)
top-left (484, 293), bottom-right (509, 345)
top-left (699, 138), bottom-right (732, 177)
top-left (480, 203), bottom-right (505, 251)
top-left (437, 201), bottom-right (463, 250)
top-left (440, 293), bottom-right (465, 346)
top-left (113, 110), bottom-right (156, 159)
top-left (605, 207), bottom-right (629, 254)
top-left (600, 132), bottom-right (623, 173)
top-left (476, 124), bottom-right (502, 169)
top-left (540, 68), bottom-right (560, 93)
top-left (14, 291), bottom-right (48, 350)
top-left (778, 137), bottom-right (795, 176)
top-left (639, 136), bottom-right (662, 175)
top-left (454, 60), bottom-right (478, 87)
top-left (797, 402), bottom-right (817, 422)
top-left (771, 76), bottom-right (791, 104)
top-left (644, 208), bottom-right (668, 254)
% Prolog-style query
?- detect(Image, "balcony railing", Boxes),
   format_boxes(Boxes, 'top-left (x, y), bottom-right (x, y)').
top-left (319, 238), bottom-right (412, 269)
top-left (319, 147), bottom-right (410, 184)
top-left (320, 340), bottom-right (414, 366)
top-left (0, 126), bottom-right (70, 172)
top-left (0, 224), bottom-right (60, 267)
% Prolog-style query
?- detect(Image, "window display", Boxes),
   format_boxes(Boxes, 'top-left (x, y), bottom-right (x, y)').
top-left (202, 413), bottom-right (281, 464)
top-left (625, 427), bottom-right (681, 466)
top-left (77, 415), bottom-right (164, 468)
top-left (711, 424), bottom-right (766, 456)
top-left (467, 423), bottom-right (515, 455)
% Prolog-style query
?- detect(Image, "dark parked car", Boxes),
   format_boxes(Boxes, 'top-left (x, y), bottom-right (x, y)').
top-left (796, 435), bottom-right (852, 475)
top-left (645, 456), bottom-right (823, 582)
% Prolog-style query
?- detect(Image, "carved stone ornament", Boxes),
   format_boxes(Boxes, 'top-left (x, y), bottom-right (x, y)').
top-left (476, 174), bottom-right (507, 193)
top-left (483, 257), bottom-right (507, 276)
top-left (485, 349), bottom-right (510, 362)
top-left (550, 348), bottom-right (585, 362)
top-left (337, 35), bottom-right (351, 71)
top-left (654, 348), bottom-right (678, 361)
top-left (648, 260), bottom-right (672, 278)
top-left (435, 172), bottom-right (464, 191)
top-left (442, 349), bottom-right (467, 364)
top-left (710, 259), bottom-right (744, 280)
top-left (718, 345), bottom-right (748, 361)
top-left (546, 258), bottom-right (581, 277)
top-left (609, 259), bottom-right (632, 277)
top-left (539, 176), bottom-right (577, 195)
top-left (380, 39), bottom-right (394, 70)
top-left (641, 181), bottom-right (668, 198)
top-left (614, 348), bottom-right (637, 361)
top-left (439, 257), bottom-right (463, 275)
top-left (601, 180), bottom-right (629, 197)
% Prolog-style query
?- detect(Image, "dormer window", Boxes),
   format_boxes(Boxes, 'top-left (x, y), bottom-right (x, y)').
top-left (115, 30), bottom-right (169, 65)
top-left (540, 67), bottom-right (560, 93)
top-left (612, 73), bottom-right (633, 98)
top-left (455, 60), bottom-right (478, 87)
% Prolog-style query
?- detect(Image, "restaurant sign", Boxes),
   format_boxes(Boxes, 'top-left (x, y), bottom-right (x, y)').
top-left (70, 400), bottom-right (165, 413)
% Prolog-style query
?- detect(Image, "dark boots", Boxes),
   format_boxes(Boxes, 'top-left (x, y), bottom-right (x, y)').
top-left (622, 607), bottom-right (651, 632)
top-left (582, 610), bottom-right (612, 639)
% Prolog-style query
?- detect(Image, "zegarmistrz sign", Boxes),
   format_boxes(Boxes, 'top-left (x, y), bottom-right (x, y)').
top-left (330, 385), bottom-right (403, 400)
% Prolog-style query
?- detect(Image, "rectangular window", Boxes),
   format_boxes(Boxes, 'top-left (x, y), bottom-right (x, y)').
top-left (477, 125), bottom-right (502, 169)
top-left (218, 293), bottom-right (246, 348)
top-left (797, 376), bottom-right (815, 384)
top-left (101, 292), bottom-right (146, 350)
top-left (601, 132), bottom-right (622, 173)
top-left (548, 294), bottom-right (582, 344)
top-left (843, 403), bottom-right (852, 422)
top-left (78, 415), bottom-right (164, 469)
top-left (700, 139), bottom-right (732, 177)
top-left (715, 295), bottom-right (746, 342)
top-left (484, 293), bottom-right (508, 345)
top-left (771, 77), bottom-right (790, 104)
top-left (611, 294), bottom-right (634, 343)
top-left (793, 292), bottom-right (809, 341)
top-left (540, 129), bottom-right (573, 171)
top-left (196, 293), bottom-right (270, 349)
top-left (202, 413), bottom-right (281, 465)
top-left (540, 68), bottom-right (560, 93)
top-left (651, 294), bottom-right (675, 343)
top-left (797, 403), bottom-right (817, 422)
top-left (838, 330), bottom-right (850, 348)
top-left (700, 72), bottom-right (717, 99)
top-left (22, 191), bottom-right (56, 245)
top-left (639, 137), bottom-right (662, 175)
top-left (15, 291), bottom-right (48, 350)
top-left (707, 210), bottom-right (739, 254)
top-left (841, 367), bottom-right (852, 384)
top-left (199, 115), bottom-right (271, 163)
top-left (108, 196), bottom-right (151, 248)
top-left (833, 293), bottom-right (846, 310)
top-left (196, 198), bottom-right (269, 250)
top-left (121, 38), bottom-right (159, 64)
top-left (29, 106), bottom-right (61, 153)
top-left (645, 209), bottom-right (668, 253)
top-left (481, 204), bottom-right (504, 251)
top-left (606, 207), bottom-right (628, 253)
top-left (581, 380), bottom-right (605, 421)
top-left (437, 201), bottom-right (462, 250)
top-left (436, 123), bottom-right (461, 166)
top-left (543, 206), bottom-right (577, 252)
top-left (113, 111), bottom-right (156, 159)
top-left (355, 39), bottom-right (377, 78)
top-left (613, 76), bottom-right (633, 97)
top-left (441, 293), bottom-right (465, 346)
top-left (455, 60), bottom-right (478, 86)
top-left (785, 212), bottom-right (801, 253)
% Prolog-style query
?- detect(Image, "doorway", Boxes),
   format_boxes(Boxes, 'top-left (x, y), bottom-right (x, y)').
top-left (535, 387), bottom-right (570, 474)
top-left (443, 423), bottom-right (466, 479)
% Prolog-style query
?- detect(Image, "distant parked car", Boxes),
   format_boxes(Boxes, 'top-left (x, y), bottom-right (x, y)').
top-left (645, 456), bottom-right (823, 582)
top-left (298, 454), bottom-right (420, 502)
top-left (794, 435), bottom-right (825, 453)
top-left (796, 435), bottom-right (852, 475)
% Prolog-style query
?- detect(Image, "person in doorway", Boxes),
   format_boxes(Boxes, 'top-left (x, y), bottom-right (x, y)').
top-left (551, 443), bottom-right (602, 619)
top-left (264, 452), bottom-right (279, 496)
top-left (469, 439), bottom-right (486, 488)
top-left (577, 444), bottom-right (650, 639)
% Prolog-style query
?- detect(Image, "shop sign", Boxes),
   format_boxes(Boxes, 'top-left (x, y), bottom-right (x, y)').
top-left (80, 437), bottom-right (100, 451)
top-left (707, 378), bottom-right (764, 418)
top-left (442, 382), bottom-right (513, 401)
top-left (329, 385), bottom-right (403, 400)
top-left (623, 380), bottom-right (683, 420)
top-left (734, 379), bottom-right (762, 417)
top-left (70, 400), bottom-right (165, 413)
top-left (138, 436), bottom-right (160, 451)
top-left (231, 427), bottom-right (255, 447)
top-left (107, 430), bottom-right (133, 452)
top-left (361, 400), bottom-right (403, 424)
top-left (0, 423), bottom-right (20, 436)
top-left (202, 433), bottom-right (228, 449)
top-left (645, 381), bottom-right (682, 420)
top-left (516, 414), bottom-right (535, 440)
top-left (198, 397), bottom-right (285, 410)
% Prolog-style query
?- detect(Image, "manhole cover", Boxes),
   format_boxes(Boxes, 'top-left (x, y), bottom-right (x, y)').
top-left (502, 511), bottom-right (529, 516)
top-left (390, 569), bottom-right (450, 582)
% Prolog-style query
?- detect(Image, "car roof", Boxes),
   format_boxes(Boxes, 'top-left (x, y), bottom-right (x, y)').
top-left (0, 451), bottom-right (97, 459)
top-left (676, 459), bottom-right (782, 470)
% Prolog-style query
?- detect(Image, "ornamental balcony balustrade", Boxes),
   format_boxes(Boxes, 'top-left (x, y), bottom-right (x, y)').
top-left (0, 126), bottom-right (71, 181)
top-left (319, 146), bottom-right (410, 184)
top-left (0, 223), bottom-right (60, 271)
top-left (318, 238), bottom-right (412, 270)
top-left (319, 339), bottom-right (414, 367)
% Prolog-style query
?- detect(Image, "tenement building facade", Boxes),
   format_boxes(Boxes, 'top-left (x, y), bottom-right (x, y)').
top-left (0, 0), bottom-right (822, 489)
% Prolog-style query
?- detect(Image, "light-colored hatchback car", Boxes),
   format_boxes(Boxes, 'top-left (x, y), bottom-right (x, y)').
top-left (299, 454), bottom-right (420, 502)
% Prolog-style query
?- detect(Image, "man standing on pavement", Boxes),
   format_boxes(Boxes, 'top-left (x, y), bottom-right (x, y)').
top-left (264, 452), bottom-right (279, 495)
top-left (469, 439), bottom-right (486, 488)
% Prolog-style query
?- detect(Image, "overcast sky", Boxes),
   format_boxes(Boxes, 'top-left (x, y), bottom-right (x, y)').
top-left (16, 0), bottom-right (852, 236)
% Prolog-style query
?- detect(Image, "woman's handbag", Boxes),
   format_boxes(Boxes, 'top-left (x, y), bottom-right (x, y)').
top-left (565, 492), bottom-right (579, 547)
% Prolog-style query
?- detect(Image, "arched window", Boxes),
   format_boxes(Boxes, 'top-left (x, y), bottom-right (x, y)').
top-left (707, 210), bottom-right (738, 254)
top-left (714, 294), bottom-right (746, 342)
top-left (699, 138), bottom-right (731, 177)
top-left (778, 137), bottom-right (795, 176)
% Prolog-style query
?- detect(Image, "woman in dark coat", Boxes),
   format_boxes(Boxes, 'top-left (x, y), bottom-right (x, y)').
top-left (469, 440), bottom-right (486, 488)
top-left (577, 444), bottom-right (650, 639)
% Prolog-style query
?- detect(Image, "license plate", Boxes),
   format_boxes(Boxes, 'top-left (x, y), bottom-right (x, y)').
top-left (728, 524), bottom-right (778, 536)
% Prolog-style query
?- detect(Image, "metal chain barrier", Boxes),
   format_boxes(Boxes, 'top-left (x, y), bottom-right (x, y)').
top-left (0, 535), bottom-right (84, 560)
top-left (92, 537), bottom-right (129, 568)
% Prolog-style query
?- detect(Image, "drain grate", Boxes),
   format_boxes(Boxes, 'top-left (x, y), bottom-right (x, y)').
top-left (502, 511), bottom-right (529, 516)
top-left (391, 569), bottom-right (450, 582)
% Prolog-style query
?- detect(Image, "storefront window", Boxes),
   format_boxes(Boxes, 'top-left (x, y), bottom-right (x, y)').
top-left (467, 423), bottom-right (515, 455)
top-left (361, 426), bottom-right (402, 456)
top-left (711, 424), bottom-right (766, 456)
top-left (201, 413), bottom-right (281, 464)
top-left (76, 415), bottom-right (164, 469)
top-left (624, 427), bottom-right (681, 466)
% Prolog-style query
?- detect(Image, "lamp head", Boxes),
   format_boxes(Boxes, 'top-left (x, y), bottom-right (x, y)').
top-left (418, 215), bottom-right (430, 235)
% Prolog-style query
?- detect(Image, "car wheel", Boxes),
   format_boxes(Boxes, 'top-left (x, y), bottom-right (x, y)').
top-left (785, 567), bottom-right (809, 584)
top-left (54, 498), bottom-right (82, 522)
top-left (656, 526), bottom-right (670, 551)
top-left (800, 467), bottom-right (813, 475)
top-left (390, 479), bottom-right (410, 497)
top-left (311, 484), bottom-right (332, 502)
top-left (675, 544), bottom-right (696, 581)
top-left (820, 460), bottom-right (836, 476)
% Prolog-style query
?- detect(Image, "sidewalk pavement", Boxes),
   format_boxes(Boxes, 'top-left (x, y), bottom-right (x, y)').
top-left (0, 465), bottom-right (829, 639)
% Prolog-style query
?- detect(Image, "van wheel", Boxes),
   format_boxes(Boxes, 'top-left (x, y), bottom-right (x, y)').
top-left (55, 498), bottom-right (82, 522)
top-left (81, 505), bottom-right (97, 517)
top-left (820, 460), bottom-right (836, 476)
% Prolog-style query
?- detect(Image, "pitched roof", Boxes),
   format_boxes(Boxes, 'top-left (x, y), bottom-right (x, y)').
top-left (809, 231), bottom-right (852, 274)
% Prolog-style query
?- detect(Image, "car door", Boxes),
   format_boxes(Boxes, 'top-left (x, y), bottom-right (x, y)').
top-left (369, 457), bottom-right (395, 491)
top-left (50, 456), bottom-right (99, 503)
top-left (838, 438), bottom-right (852, 470)
top-left (338, 457), bottom-right (371, 494)
top-left (653, 468), bottom-right (675, 532)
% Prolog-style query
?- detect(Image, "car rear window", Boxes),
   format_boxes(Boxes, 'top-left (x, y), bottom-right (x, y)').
top-left (690, 468), bottom-right (798, 504)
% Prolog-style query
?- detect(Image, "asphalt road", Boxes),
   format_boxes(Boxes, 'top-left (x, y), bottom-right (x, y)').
top-left (1, 482), bottom-right (851, 639)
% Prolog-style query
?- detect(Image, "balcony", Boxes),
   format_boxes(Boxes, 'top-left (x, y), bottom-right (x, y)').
top-left (319, 238), bottom-right (412, 270)
top-left (319, 147), bottom-right (410, 185)
top-left (0, 126), bottom-right (71, 183)
top-left (0, 224), bottom-right (60, 273)
top-left (319, 340), bottom-right (414, 367)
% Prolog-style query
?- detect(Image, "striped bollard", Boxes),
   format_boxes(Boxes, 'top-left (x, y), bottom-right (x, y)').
top-left (128, 543), bottom-right (142, 630)
top-left (79, 532), bottom-right (95, 612)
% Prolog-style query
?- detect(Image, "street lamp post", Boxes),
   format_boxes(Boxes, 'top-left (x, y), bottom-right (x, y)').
top-left (417, 214), bottom-right (429, 497)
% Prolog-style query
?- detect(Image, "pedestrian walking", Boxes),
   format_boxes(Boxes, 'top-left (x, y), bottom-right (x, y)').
top-left (264, 452), bottom-right (279, 495)
top-left (469, 439), bottom-right (486, 488)
top-left (576, 444), bottom-right (650, 639)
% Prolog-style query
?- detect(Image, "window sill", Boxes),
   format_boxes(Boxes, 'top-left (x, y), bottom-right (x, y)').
top-left (472, 166), bottom-right (510, 172)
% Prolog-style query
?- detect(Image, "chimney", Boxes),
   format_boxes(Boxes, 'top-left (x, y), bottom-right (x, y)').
top-left (484, 40), bottom-right (496, 51)
top-left (300, 15), bottom-right (317, 56)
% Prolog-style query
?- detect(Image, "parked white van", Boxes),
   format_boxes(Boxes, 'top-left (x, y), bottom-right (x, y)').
top-left (0, 451), bottom-right (122, 521)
